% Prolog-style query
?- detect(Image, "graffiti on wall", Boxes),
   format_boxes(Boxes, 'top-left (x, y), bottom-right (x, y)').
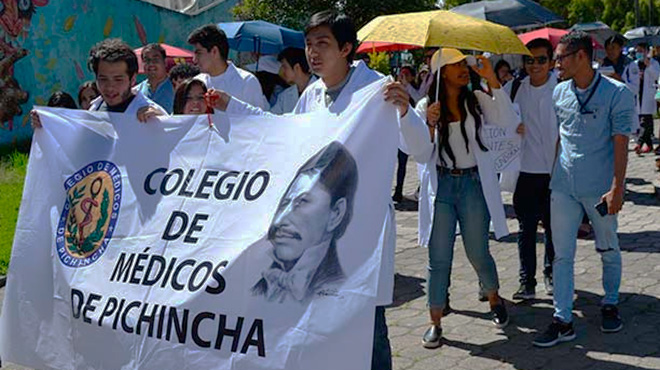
top-left (0, 0), bottom-right (48, 130)
top-left (0, 0), bottom-right (237, 146)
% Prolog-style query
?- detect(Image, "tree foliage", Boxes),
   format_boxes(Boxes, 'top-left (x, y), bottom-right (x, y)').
top-left (232, 0), bottom-right (437, 30)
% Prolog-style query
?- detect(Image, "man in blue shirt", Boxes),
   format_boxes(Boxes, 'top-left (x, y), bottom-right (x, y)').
top-left (533, 32), bottom-right (634, 348)
top-left (136, 43), bottom-right (174, 114)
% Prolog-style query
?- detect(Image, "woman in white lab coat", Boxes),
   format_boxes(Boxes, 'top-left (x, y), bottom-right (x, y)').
top-left (416, 49), bottom-right (518, 349)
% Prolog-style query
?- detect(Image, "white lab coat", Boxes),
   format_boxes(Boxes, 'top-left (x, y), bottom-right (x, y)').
top-left (226, 60), bottom-right (432, 305)
top-left (637, 58), bottom-right (660, 115)
top-left (415, 88), bottom-right (517, 246)
top-left (269, 76), bottom-right (317, 114)
top-left (88, 90), bottom-right (166, 115)
top-left (195, 62), bottom-right (270, 111)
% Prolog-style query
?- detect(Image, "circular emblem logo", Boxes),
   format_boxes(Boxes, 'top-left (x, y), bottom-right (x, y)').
top-left (56, 161), bottom-right (122, 267)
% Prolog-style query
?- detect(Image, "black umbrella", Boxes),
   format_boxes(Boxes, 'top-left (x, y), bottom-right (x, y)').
top-left (450, 0), bottom-right (564, 31)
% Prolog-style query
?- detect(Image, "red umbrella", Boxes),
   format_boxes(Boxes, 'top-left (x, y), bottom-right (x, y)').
top-left (134, 44), bottom-right (194, 73)
top-left (356, 41), bottom-right (421, 54)
top-left (518, 28), bottom-right (602, 49)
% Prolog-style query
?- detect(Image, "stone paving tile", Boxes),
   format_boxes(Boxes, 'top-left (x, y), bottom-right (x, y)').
top-left (388, 138), bottom-right (660, 370)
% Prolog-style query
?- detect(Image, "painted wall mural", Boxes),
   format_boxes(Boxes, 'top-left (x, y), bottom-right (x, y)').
top-left (0, 0), bottom-right (237, 147)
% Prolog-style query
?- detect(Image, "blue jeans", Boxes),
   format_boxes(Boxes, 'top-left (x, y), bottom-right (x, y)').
top-left (427, 168), bottom-right (500, 309)
top-left (372, 306), bottom-right (391, 370)
top-left (551, 190), bottom-right (622, 323)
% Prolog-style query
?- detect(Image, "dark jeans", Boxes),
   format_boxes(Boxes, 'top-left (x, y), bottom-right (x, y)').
top-left (513, 172), bottom-right (554, 287)
top-left (372, 305), bottom-right (392, 370)
top-left (393, 150), bottom-right (408, 197)
top-left (638, 114), bottom-right (654, 147)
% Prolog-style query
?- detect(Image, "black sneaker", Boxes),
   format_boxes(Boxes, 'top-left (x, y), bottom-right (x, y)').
top-left (491, 303), bottom-right (509, 328)
top-left (601, 304), bottom-right (623, 333)
top-left (512, 284), bottom-right (536, 300)
top-left (532, 319), bottom-right (576, 348)
top-left (422, 325), bottom-right (442, 348)
top-left (544, 276), bottom-right (553, 296)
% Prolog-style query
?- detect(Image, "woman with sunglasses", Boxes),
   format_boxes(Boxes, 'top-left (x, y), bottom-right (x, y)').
top-left (415, 48), bottom-right (519, 348)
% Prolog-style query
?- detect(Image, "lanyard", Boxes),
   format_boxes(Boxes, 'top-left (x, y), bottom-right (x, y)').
top-left (575, 74), bottom-right (601, 114)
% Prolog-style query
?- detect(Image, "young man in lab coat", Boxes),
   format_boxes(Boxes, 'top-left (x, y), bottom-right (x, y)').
top-left (633, 42), bottom-right (660, 154)
top-left (270, 47), bottom-right (316, 114)
top-left (187, 24), bottom-right (269, 110)
top-left (207, 10), bottom-right (431, 370)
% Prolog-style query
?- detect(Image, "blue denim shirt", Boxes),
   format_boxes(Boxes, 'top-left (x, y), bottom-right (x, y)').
top-left (137, 78), bottom-right (174, 114)
top-left (550, 72), bottom-right (635, 198)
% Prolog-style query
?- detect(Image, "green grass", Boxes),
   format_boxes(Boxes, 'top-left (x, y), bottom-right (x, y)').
top-left (0, 150), bottom-right (28, 276)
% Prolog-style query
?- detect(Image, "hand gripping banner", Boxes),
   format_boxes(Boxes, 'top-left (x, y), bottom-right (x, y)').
top-left (0, 79), bottom-right (399, 370)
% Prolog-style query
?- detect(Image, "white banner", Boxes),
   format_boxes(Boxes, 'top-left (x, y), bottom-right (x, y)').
top-left (0, 79), bottom-right (399, 370)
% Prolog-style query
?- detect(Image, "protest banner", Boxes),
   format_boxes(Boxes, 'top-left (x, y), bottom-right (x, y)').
top-left (0, 79), bottom-right (399, 370)
top-left (481, 123), bottom-right (521, 174)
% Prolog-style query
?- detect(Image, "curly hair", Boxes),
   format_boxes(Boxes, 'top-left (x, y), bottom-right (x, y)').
top-left (88, 38), bottom-right (138, 78)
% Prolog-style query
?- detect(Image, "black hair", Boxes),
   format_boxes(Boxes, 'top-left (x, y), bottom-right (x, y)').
top-left (47, 91), bottom-right (78, 109)
top-left (604, 34), bottom-right (626, 48)
top-left (278, 47), bottom-right (310, 74)
top-left (173, 79), bottom-right (208, 115)
top-left (400, 65), bottom-right (416, 77)
top-left (77, 81), bottom-right (99, 106)
top-left (169, 63), bottom-right (201, 81)
top-left (495, 60), bottom-right (511, 74)
top-left (305, 11), bottom-right (357, 63)
top-left (525, 38), bottom-right (554, 60)
top-left (141, 43), bottom-right (166, 61)
top-left (427, 69), bottom-right (488, 169)
top-left (637, 42), bottom-right (650, 51)
top-left (558, 31), bottom-right (594, 60)
top-left (187, 24), bottom-right (229, 61)
top-left (272, 141), bottom-right (358, 240)
top-left (88, 38), bottom-right (139, 78)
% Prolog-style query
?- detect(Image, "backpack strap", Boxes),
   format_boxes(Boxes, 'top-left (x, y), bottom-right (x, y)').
top-left (510, 77), bottom-right (523, 102)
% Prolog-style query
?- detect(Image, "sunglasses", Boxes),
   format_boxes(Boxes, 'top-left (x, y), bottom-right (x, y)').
top-left (523, 55), bottom-right (550, 65)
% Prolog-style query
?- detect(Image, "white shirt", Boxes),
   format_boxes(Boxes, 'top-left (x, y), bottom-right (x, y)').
top-left (440, 121), bottom-right (478, 168)
top-left (270, 76), bottom-right (317, 114)
top-left (415, 88), bottom-right (518, 244)
top-left (504, 75), bottom-right (558, 174)
top-left (194, 62), bottom-right (269, 111)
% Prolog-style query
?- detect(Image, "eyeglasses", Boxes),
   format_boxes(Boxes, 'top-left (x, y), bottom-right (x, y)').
top-left (554, 49), bottom-right (580, 63)
top-left (523, 55), bottom-right (549, 65)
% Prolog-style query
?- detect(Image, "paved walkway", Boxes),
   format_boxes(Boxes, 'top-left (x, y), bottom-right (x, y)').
top-left (388, 140), bottom-right (660, 370)
top-left (1, 141), bottom-right (659, 370)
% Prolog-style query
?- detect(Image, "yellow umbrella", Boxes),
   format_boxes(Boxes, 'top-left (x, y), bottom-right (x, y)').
top-left (358, 10), bottom-right (530, 55)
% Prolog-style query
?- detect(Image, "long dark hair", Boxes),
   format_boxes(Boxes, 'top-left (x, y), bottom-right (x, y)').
top-left (173, 79), bottom-right (208, 114)
top-left (428, 67), bottom-right (488, 168)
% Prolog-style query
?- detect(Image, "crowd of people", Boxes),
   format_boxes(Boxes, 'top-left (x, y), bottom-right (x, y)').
top-left (29, 10), bottom-right (658, 368)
